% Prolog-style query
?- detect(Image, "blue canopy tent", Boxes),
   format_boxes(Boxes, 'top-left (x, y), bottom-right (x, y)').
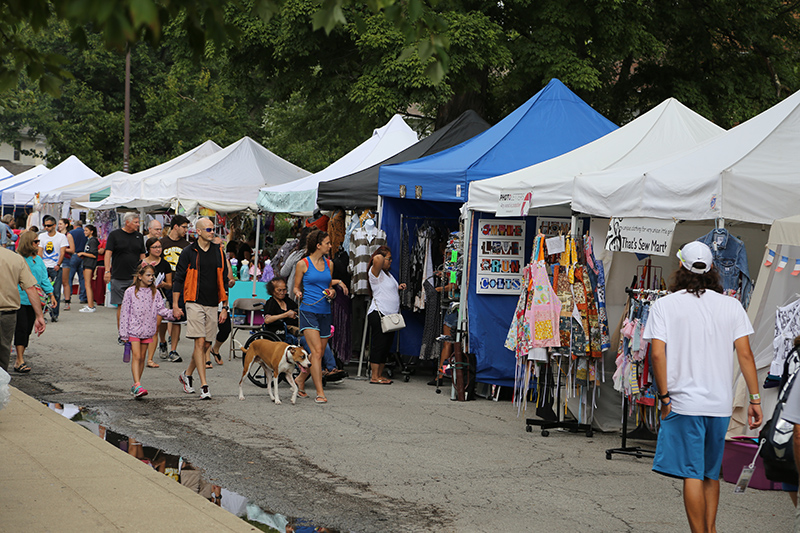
top-left (378, 79), bottom-right (618, 386)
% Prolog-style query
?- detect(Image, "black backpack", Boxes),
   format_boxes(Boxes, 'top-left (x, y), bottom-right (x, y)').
top-left (759, 348), bottom-right (799, 484)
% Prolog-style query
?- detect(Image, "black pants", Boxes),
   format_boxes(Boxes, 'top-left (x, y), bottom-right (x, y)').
top-left (13, 305), bottom-right (36, 348)
top-left (368, 311), bottom-right (395, 364)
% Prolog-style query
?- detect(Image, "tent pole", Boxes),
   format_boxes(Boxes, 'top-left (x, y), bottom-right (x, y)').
top-left (456, 208), bottom-right (472, 345)
top-left (252, 211), bottom-right (260, 298)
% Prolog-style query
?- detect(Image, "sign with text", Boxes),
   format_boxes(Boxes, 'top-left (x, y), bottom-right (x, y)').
top-left (497, 190), bottom-right (533, 217)
top-left (604, 217), bottom-right (676, 256)
top-left (476, 219), bottom-right (526, 294)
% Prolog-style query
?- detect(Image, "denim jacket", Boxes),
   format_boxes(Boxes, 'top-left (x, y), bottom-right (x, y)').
top-left (697, 229), bottom-right (751, 307)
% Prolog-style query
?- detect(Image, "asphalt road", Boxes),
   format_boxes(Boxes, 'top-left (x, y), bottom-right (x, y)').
top-left (10, 304), bottom-right (793, 532)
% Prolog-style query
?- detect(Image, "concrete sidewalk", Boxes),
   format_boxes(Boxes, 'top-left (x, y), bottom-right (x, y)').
top-left (0, 386), bottom-right (257, 533)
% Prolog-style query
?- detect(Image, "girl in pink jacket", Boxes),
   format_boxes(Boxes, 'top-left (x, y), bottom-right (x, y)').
top-left (119, 263), bottom-right (174, 398)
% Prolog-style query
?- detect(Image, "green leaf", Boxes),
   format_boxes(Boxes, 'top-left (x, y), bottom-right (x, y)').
top-left (38, 74), bottom-right (63, 97)
top-left (130, 0), bottom-right (159, 29)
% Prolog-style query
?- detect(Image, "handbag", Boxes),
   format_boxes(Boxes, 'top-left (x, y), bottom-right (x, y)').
top-left (374, 300), bottom-right (405, 333)
top-left (759, 349), bottom-right (798, 483)
top-left (35, 285), bottom-right (50, 311)
top-left (380, 312), bottom-right (406, 333)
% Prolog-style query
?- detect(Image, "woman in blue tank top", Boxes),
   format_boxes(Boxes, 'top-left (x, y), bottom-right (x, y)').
top-left (293, 230), bottom-right (348, 403)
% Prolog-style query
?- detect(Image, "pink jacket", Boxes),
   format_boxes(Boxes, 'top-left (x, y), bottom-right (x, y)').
top-left (119, 286), bottom-right (174, 341)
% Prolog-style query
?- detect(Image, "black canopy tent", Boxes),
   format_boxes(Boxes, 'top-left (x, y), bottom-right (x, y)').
top-left (316, 110), bottom-right (491, 210)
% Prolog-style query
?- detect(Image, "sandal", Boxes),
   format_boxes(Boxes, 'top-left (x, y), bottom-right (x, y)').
top-left (13, 363), bottom-right (31, 373)
top-left (297, 389), bottom-right (308, 398)
top-left (370, 378), bottom-right (392, 385)
top-left (315, 396), bottom-right (328, 404)
top-left (63, 300), bottom-right (70, 310)
top-left (205, 360), bottom-right (213, 369)
top-left (146, 361), bottom-right (160, 368)
top-left (211, 350), bottom-right (223, 365)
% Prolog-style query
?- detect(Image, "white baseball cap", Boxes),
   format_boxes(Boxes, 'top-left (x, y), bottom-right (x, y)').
top-left (677, 241), bottom-right (714, 274)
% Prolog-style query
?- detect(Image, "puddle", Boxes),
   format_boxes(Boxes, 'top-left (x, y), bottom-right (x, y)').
top-left (44, 402), bottom-right (339, 533)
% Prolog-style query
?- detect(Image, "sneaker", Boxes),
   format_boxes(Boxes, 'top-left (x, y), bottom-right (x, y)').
top-left (158, 342), bottom-right (168, 359)
top-left (200, 385), bottom-right (211, 400)
top-left (179, 371), bottom-right (195, 393)
top-left (118, 336), bottom-right (125, 346)
top-left (50, 315), bottom-right (58, 323)
top-left (132, 384), bottom-right (148, 399)
top-left (79, 306), bottom-right (96, 313)
top-left (167, 350), bottom-right (182, 363)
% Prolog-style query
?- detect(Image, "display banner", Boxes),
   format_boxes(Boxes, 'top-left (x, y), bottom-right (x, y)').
top-left (604, 217), bottom-right (676, 256)
top-left (476, 219), bottom-right (526, 294)
top-left (497, 190), bottom-right (532, 217)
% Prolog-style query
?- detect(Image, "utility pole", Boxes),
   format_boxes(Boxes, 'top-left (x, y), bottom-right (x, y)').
top-left (123, 46), bottom-right (131, 172)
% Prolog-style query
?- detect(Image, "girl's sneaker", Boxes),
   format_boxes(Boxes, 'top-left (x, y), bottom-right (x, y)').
top-left (79, 306), bottom-right (96, 313)
top-left (131, 384), bottom-right (148, 399)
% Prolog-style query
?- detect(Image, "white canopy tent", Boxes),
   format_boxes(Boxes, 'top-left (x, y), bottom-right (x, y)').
top-left (40, 170), bottom-right (129, 204)
top-left (137, 136), bottom-right (310, 213)
top-left (728, 214), bottom-right (800, 436)
top-left (1, 156), bottom-right (97, 206)
top-left (257, 114), bottom-right (418, 215)
top-left (0, 166), bottom-right (12, 180)
top-left (572, 88), bottom-right (800, 224)
top-left (80, 140), bottom-right (222, 210)
top-left (467, 98), bottom-right (725, 214)
top-left (0, 164), bottom-right (49, 201)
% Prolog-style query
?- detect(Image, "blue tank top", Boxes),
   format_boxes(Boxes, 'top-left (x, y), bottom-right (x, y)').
top-left (299, 256), bottom-right (332, 314)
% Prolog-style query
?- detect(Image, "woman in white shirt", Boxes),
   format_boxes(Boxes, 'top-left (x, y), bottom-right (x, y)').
top-left (367, 246), bottom-right (406, 384)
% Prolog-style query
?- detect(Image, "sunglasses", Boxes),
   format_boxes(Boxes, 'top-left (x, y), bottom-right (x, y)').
top-left (33, 240), bottom-right (40, 243)
top-left (44, 224), bottom-right (54, 228)
top-left (203, 228), bottom-right (214, 233)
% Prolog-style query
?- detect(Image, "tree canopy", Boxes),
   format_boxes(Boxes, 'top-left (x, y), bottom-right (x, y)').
top-left (2, 0), bottom-right (800, 176)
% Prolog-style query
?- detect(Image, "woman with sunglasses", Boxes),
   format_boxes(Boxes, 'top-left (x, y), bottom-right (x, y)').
top-left (13, 231), bottom-right (57, 373)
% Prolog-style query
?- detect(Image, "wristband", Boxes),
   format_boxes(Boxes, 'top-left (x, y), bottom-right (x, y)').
top-left (749, 393), bottom-right (760, 401)
top-left (661, 398), bottom-right (671, 406)
top-left (658, 391), bottom-right (670, 400)
top-left (749, 401), bottom-right (761, 405)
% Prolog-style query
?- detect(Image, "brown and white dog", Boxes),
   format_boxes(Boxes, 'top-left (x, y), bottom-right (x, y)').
top-left (238, 339), bottom-right (311, 404)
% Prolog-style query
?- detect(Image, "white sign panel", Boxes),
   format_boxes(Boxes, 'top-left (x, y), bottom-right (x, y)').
top-left (605, 217), bottom-right (677, 256)
top-left (497, 190), bottom-right (532, 217)
top-left (476, 219), bottom-right (526, 294)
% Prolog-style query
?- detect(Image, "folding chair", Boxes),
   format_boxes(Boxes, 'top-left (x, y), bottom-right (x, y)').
top-left (228, 298), bottom-right (267, 360)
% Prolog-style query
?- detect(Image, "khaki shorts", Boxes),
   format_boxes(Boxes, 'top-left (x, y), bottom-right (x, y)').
top-left (185, 302), bottom-right (218, 341)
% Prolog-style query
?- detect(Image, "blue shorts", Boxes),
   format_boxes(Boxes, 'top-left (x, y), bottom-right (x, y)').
top-left (444, 311), bottom-right (458, 330)
top-left (299, 310), bottom-right (332, 339)
top-left (653, 412), bottom-right (730, 480)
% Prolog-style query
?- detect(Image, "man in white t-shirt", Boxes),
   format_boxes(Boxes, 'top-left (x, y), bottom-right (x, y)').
top-left (38, 215), bottom-right (69, 322)
top-left (643, 241), bottom-right (762, 533)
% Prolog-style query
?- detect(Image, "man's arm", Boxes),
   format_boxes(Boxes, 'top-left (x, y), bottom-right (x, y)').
top-left (650, 339), bottom-right (671, 419)
top-left (734, 335), bottom-right (763, 429)
top-left (56, 239), bottom-right (67, 271)
top-left (103, 249), bottom-right (112, 282)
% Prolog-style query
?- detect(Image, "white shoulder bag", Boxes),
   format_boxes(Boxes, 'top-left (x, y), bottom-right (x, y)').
top-left (374, 300), bottom-right (406, 333)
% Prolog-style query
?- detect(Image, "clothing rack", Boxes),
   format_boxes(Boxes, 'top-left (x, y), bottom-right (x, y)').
top-left (525, 357), bottom-right (595, 437)
top-left (604, 286), bottom-right (668, 460)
